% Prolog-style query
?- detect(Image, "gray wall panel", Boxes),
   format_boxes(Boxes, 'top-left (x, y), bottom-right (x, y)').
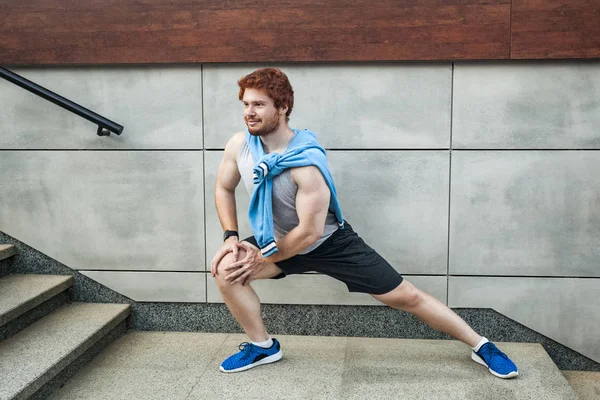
top-left (449, 276), bottom-right (600, 363)
top-left (0, 151), bottom-right (204, 271)
top-left (207, 274), bottom-right (447, 306)
top-left (0, 67), bottom-right (203, 149)
top-left (450, 151), bottom-right (600, 276)
top-left (453, 62), bottom-right (600, 149)
top-left (203, 64), bottom-right (452, 149)
top-left (81, 271), bottom-right (206, 302)
top-left (330, 151), bottom-right (449, 275)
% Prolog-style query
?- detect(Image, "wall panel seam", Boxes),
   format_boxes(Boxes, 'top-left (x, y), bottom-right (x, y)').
top-left (201, 63), bottom-right (208, 304)
top-left (446, 62), bottom-right (454, 305)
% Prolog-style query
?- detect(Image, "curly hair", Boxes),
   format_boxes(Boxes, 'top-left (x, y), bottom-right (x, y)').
top-left (238, 68), bottom-right (294, 122)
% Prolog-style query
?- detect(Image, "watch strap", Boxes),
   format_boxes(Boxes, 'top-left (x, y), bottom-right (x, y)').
top-left (223, 230), bottom-right (239, 241)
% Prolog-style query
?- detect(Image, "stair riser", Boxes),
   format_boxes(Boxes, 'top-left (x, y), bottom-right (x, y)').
top-left (0, 260), bottom-right (10, 278)
top-left (1, 291), bottom-right (70, 342)
top-left (28, 319), bottom-right (127, 400)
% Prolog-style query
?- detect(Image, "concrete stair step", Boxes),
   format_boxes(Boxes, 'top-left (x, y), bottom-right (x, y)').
top-left (0, 274), bottom-right (73, 328)
top-left (562, 371), bottom-right (600, 400)
top-left (0, 244), bottom-right (16, 262)
top-left (0, 302), bottom-right (130, 400)
top-left (0, 245), bottom-right (16, 278)
top-left (49, 333), bottom-right (579, 400)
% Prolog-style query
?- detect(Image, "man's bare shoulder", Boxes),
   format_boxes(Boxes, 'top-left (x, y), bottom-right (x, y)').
top-left (224, 131), bottom-right (246, 155)
top-left (290, 165), bottom-right (324, 186)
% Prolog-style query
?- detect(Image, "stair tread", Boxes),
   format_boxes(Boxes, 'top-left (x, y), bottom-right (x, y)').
top-left (0, 274), bottom-right (73, 326)
top-left (0, 244), bottom-right (16, 261)
top-left (0, 302), bottom-right (130, 400)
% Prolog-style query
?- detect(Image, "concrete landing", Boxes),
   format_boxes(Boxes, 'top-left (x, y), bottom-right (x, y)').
top-left (49, 333), bottom-right (578, 400)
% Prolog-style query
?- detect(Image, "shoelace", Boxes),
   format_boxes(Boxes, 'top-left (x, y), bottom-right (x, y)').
top-left (238, 342), bottom-right (253, 352)
top-left (480, 343), bottom-right (508, 361)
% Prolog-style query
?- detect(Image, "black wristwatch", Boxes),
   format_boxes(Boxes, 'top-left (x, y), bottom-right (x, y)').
top-left (223, 230), bottom-right (239, 242)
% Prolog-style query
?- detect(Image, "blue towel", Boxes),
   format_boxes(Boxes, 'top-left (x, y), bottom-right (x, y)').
top-left (247, 128), bottom-right (344, 257)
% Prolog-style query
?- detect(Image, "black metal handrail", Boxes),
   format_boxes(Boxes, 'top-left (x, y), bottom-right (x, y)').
top-left (0, 66), bottom-right (124, 136)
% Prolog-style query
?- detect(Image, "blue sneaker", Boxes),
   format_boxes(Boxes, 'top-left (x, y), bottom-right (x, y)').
top-left (472, 342), bottom-right (518, 378)
top-left (220, 339), bottom-right (282, 373)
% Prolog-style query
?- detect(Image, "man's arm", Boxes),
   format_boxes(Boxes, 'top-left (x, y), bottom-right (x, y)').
top-left (225, 165), bottom-right (331, 283)
top-left (264, 165), bottom-right (331, 263)
top-left (215, 131), bottom-right (244, 232)
top-left (211, 131), bottom-right (245, 275)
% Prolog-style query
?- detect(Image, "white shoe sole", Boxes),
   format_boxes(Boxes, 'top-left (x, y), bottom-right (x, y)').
top-left (471, 351), bottom-right (518, 379)
top-left (220, 349), bottom-right (283, 373)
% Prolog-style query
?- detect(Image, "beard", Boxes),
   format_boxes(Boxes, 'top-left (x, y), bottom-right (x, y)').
top-left (246, 114), bottom-right (281, 137)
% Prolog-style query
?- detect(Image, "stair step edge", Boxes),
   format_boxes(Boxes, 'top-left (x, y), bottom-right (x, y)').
top-left (0, 244), bottom-right (16, 261)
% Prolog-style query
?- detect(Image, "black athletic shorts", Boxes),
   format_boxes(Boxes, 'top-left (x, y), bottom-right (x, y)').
top-left (243, 221), bottom-right (403, 295)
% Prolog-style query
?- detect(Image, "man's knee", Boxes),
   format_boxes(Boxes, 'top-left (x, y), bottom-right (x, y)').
top-left (376, 280), bottom-right (423, 310)
top-left (213, 250), bottom-right (246, 289)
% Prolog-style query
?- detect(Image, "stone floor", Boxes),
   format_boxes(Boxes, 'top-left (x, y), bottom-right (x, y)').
top-left (49, 332), bottom-right (579, 400)
top-left (563, 371), bottom-right (600, 400)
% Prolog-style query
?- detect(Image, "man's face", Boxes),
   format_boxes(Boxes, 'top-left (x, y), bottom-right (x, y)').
top-left (242, 88), bottom-right (282, 136)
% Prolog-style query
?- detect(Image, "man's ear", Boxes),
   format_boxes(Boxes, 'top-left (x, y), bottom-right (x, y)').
top-left (279, 105), bottom-right (288, 115)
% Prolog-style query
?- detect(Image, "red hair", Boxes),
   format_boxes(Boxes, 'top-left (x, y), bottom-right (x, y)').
top-left (238, 68), bottom-right (294, 122)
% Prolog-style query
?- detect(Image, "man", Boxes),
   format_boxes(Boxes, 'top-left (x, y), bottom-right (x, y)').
top-left (211, 67), bottom-right (518, 378)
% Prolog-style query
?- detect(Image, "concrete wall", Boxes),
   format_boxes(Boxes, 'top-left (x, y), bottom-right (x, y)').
top-left (1, 62), bottom-right (599, 362)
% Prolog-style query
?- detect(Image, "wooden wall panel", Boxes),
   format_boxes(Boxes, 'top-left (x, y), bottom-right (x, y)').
top-left (0, 0), bottom-right (510, 65)
top-left (511, 0), bottom-right (600, 59)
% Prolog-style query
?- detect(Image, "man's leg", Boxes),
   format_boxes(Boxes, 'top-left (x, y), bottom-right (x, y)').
top-left (214, 248), bottom-right (282, 342)
top-left (214, 247), bottom-right (284, 373)
top-left (372, 280), bottom-right (480, 347)
top-left (372, 279), bottom-right (518, 378)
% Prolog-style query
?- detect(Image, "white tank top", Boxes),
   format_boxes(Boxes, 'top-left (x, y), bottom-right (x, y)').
top-left (237, 140), bottom-right (338, 254)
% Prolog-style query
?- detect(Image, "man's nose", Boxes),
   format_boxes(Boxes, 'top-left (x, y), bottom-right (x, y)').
top-left (245, 106), bottom-right (255, 116)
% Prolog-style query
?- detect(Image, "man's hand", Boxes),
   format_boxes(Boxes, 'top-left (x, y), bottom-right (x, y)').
top-left (223, 241), bottom-right (265, 285)
top-left (210, 237), bottom-right (242, 276)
